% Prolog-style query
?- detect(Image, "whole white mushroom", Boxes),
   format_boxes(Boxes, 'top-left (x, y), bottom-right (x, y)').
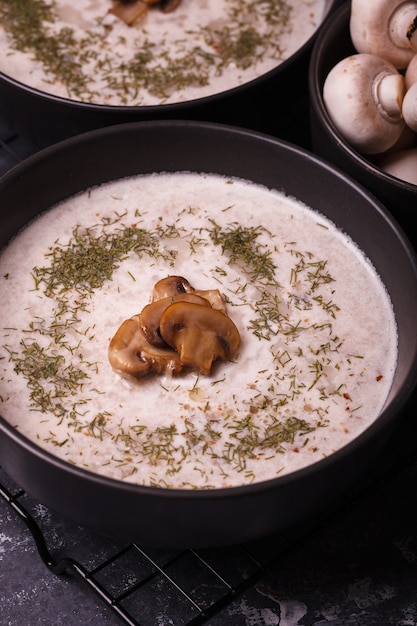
top-left (350, 0), bottom-right (417, 70)
top-left (323, 54), bottom-right (406, 154)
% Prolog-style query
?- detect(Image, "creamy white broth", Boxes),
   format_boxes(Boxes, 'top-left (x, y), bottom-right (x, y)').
top-left (0, 173), bottom-right (397, 488)
top-left (0, 0), bottom-right (326, 106)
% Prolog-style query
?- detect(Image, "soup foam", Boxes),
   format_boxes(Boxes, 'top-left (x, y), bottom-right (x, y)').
top-left (0, 173), bottom-right (397, 488)
top-left (0, 0), bottom-right (326, 105)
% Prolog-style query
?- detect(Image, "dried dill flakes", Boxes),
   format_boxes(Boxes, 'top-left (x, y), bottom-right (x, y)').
top-left (228, 0), bottom-right (292, 27)
top-left (208, 220), bottom-right (277, 282)
top-left (0, 0), bottom-right (52, 28)
top-left (94, 409), bottom-right (327, 483)
top-left (123, 44), bottom-right (214, 100)
top-left (12, 339), bottom-right (89, 416)
top-left (0, 0), bottom-right (293, 104)
top-left (0, 0), bottom-right (88, 95)
top-left (32, 221), bottom-right (165, 296)
top-left (223, 413), bottom-right (325, 472)
top-left (203, 25), bottom-right (264, 70)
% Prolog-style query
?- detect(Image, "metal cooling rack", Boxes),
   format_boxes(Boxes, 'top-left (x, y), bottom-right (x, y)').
top-left (2, 402), bottom-right (417, 626)
top-left (1, 118), bottom-right (417, 625)
top-left (0, 465), bottom-right (279, 625)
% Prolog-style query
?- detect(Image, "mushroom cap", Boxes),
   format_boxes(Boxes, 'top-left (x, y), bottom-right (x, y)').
top-left (405, 54), bottom-right (417, 88)
top-left (139, 293), bottom-right (211, 347)
top-left (193, 288), bottom-right (227, 312)
top-left (402, 81), bottom-right (417, 131)
top-left (160, 302), bottom-right (241, 375)
top-left (108, 0), bottom-right (149, 25)
top-left (151, 275), bottom-right (194, 301)
top-left (323, 54), bottom-right (406, 154)
top-left (108, 315), bottom-right (182, 380)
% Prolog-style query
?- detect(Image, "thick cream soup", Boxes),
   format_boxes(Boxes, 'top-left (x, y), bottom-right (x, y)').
top-left (0, 173), bottom-right (397, 488)
top-left (0, 0), bottom-right (327, 105)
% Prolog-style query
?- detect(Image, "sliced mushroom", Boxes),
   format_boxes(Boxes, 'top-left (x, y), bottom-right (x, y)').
top-left (151, 276), bottom-right (227, 311)
top-left (160, 302), bottom-right (241, 375)
top-left (108, 0), bottom-right (181, 25)
top-left (151, 275), bottom-right (195, 301)
top-left (108, 0), bottom-right (150, 25)
top-left (194, 289), bottom-right (227, 313)
top-left (108, 314), bottom-right (182, 380)
top-left (323, 54), bottom-right (406, 154)
top-left (140, 293), bottom-right (211, 347)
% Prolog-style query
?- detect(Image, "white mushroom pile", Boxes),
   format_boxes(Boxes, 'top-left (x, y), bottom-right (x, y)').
top-left (323, 0), bottom-right (417, 185)
top-left (108, 276), bottom-right (241, 381)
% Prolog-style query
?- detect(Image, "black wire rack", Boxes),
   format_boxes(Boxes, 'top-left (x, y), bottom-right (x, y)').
top-left (0, 463), bottom-right (278, 625)
top-left (1, 116), bottom-right (417, 626)
top-left (2, 459), bottom-right (335, 626)
top-left (2, 403), bottom-right (417, 626)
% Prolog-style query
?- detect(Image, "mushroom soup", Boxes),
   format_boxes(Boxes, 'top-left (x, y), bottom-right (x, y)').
top-left (0, 0), bottom-right (327, 106)
top-left (0, 173), bottom-right (397, 488)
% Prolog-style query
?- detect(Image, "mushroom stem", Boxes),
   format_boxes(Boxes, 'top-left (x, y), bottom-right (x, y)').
top-left (406, 12), bottom-right (417, 51)
top-left (389, 2), bottom-right (417, 50)
top-left (170, 324), bottom-right (217, 375)
top-left (373, 71), bottom-right (405, 120)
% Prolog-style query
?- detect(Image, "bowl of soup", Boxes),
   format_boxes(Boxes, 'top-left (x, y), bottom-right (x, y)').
top-left (0, 0), bottom-right (339, 147)
top-left (0, 119), bottom-right (416, 548)
top-left (309, 2), bottom-right (417, 240)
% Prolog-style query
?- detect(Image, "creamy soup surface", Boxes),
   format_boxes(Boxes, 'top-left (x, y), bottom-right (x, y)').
top-left (0, 0), bottom-right (327, 105)
top-left (0, 173), bottom-right (397, 489)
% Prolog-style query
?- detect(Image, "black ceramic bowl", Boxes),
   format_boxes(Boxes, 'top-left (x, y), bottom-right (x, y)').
top-left (0, 0), bottom-right (339, 149)
top-left (309, 1), bottom-right (417, 242)
top-left (0, 120), bottom-right (417, 548)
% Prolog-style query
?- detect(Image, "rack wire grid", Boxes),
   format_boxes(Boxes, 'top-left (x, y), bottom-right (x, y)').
top-left (1, 117), bottom-right (417, 626)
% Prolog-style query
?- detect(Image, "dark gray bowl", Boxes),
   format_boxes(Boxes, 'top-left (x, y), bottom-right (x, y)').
top-left (309, 1), bottom-right (417, 243)
top-left (0, 120), bottom-right (416, 548)
top-left (0, 0), bottom-right (339, 149)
